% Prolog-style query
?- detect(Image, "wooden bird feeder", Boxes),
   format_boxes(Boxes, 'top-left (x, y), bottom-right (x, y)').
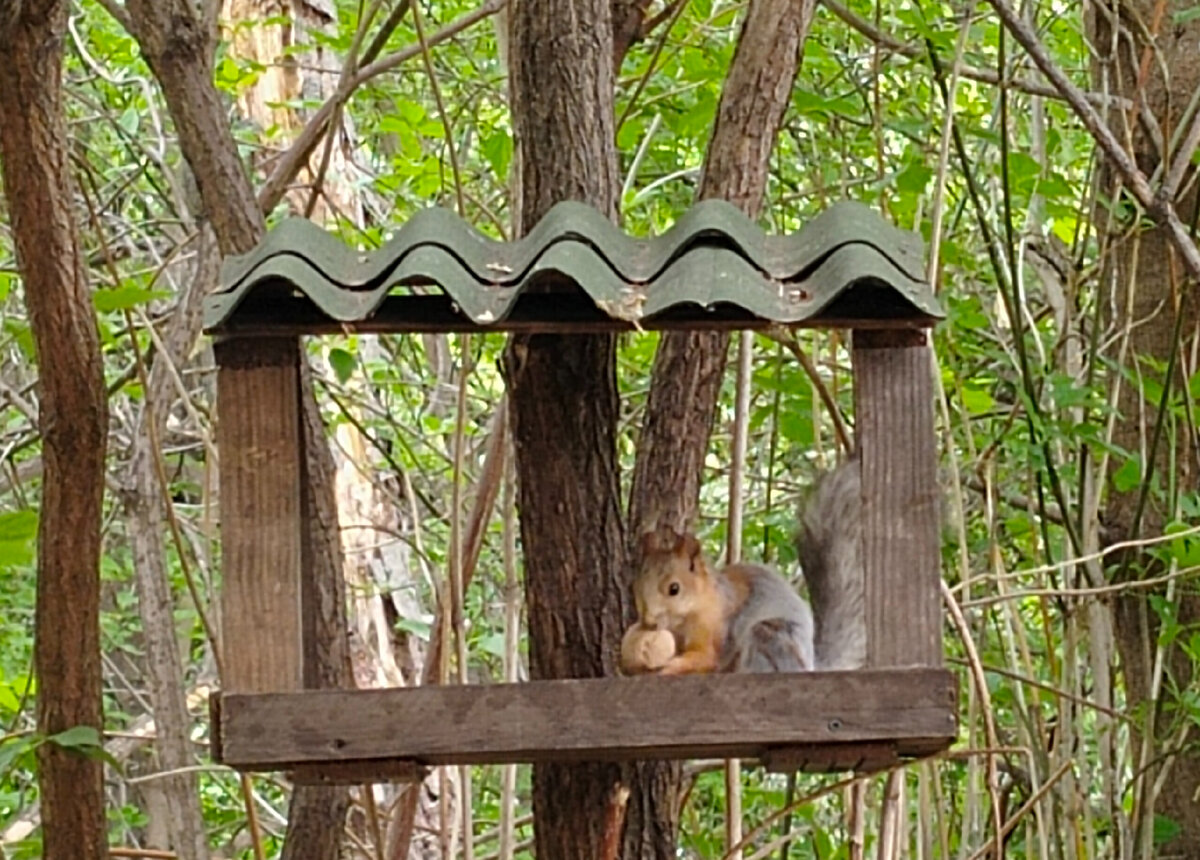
top-left (203, 200), bottom-right (958, 784)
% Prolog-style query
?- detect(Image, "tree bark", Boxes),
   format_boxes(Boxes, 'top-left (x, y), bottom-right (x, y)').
top-left (119, 2), bottom-right (353, 855)
top-left (503, 0), bottom-right (628, 856)
top-left (1090, 3), bottom-right (1200, 856)
top-left (116, 233), bottom-right (220, 860)
top-left (0, 2), bottom-right (110, 858)
top-left (622, 1), bottom-right (814, 853)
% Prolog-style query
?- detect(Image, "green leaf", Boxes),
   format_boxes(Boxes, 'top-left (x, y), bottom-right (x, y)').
top-left (0, 510), bottom-right (38, 567)
top-left (477, 632), bottom-right (506, 658)
top-left (1174, 7), bottom-right (1200, 24)
top-left (1154, 814), bottom-right (1183, 845)
top-left (0, 734), bottom-right (38, 774)
top-left (482, 131), bottom-right (513, 180)
top-left (395, 617), bottom-right (432, 641)
top-left (1112, 457), bottom-right (1141, 493)
top-left (47, 725), bottom-right (102, 750)
top-left (47, 725), bottom-right (120, 770)
top-left (328, 347), bottom-right (357, 384)
top-left (118, 107), bottom-right (140, 135)
top-left (1164, 520), bottom-right (1200, 567)
top-left (895, 159), bottom-right (933, 195)
top-left (961, 385), bottom-right (994, 415)
top-left (93, 285), bottom-right (171, 313)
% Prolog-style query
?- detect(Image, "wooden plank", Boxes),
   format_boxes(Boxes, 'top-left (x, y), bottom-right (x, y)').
top-left (214, 337), bottom-right (304, 693)
top-left (761, 742), bottom-right (900, 775)
top-left (852, 330), bottom-right (942, 668)
top-left (289, 761), bottom-right (428, 786)
top-left (213, 669), bottom-right (957, 771)
top-left (210, 292), bottom-right (940, 338)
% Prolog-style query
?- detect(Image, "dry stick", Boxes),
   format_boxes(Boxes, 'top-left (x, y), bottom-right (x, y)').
top-left (945, 656), bottom-right (1127, 723)
top-left (721, 772), bottom-right (882, 860)
top-left (876, 770), bottom-right (903, 860)
top-left (819, 0), bottom-right (1131, 108)
top-left (963, 759), bottom-right (1075, 860)
top-left (723, 330), bottom-right (754, 860)
top-left (957, 561), bottom-right (1200, 608)
top-left (847, 782), bottom-right (866, 860)
top-left (364, 786), bottom-right (386, 860)
top-left (80, 182), bottom-right (246, 860)
top-left (110, 849), bottom-right (178, 859)
top-left (940, 581), bottom-right (1004, 860)
top-left (498, 430), bottom-right (519, 860)
top-left (257, 0), bottom-right (506, 214)
top-left (982, 0), bottom-right (1200, 282)
top-left (600, 783), bottom-right (632, 860)
top-left (615, 0), bottom-right (691, 130)
top-left (302, 0), bottom-right (383, 220)
top-left (767, 328), bottom-right (853, 454)
top-left (409, 0), bottom-right (467, 215)
top-left (446, 336), bottom-right (474, 860)
top-left (389, 400), bottom-right (509, 859)
top-left (1162, 100), bottom-right (1200, 200)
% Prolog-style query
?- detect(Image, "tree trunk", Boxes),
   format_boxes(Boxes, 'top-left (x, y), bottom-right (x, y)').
top-left (505, 0), bottom-right (814, 853)
top-left (0, 3), bottom-right (110, 858)
top-left (1091, 3), bottom-right (1200, 856)
top-left (119, 2), bottom-right (354, 855)
top-left (503, 1), bottom-right (628, 857)
top-left (622, 1), bottom-right (813, 853)
top-left (116, 232), bottom-right (220, 860)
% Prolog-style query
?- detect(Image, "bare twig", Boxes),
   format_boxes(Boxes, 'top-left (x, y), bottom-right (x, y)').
top-left (982, 0), bottom-right (1200, 281)
top-left (258, 0), bottom-right (506, 214)
top-left (600, 784), bottom-right (632, 860)
top-left (820, 0), bottom-right (1131, 109)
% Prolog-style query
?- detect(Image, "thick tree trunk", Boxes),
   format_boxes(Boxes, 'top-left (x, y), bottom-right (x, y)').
top-left (505, 0), bottom-right (814, 853)
top-left (622, 1), bottom-right (813, 853)
top-left (0, 3), bottom-right (110, 858)
top-left (1091, 3), bottom-right (1200, 856)
top-left (503, 1), bottom-right (628, 856)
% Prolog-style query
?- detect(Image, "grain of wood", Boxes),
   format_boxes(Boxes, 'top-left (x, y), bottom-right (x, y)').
top-left (852, 331), bottom-right (941, 668)
top-left (215, 337), bottom-right (304, 693)
top-left (215, 669), bottom-right (957, 771)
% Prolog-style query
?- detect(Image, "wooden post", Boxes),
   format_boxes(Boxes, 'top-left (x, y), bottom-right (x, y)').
top-left (214, 336), bottom-right (304, 693)
top-left (851, 329), bottom-right (940, 668)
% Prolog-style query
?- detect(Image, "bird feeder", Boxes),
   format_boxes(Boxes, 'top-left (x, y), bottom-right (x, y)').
top-left (203, 200), bottom-right (957, 784)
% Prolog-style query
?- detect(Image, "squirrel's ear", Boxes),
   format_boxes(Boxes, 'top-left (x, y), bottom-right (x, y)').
top-left (675, 532), bottom-right (701, 562)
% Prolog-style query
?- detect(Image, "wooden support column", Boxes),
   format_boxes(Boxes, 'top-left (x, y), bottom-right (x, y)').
top-left (852, 329), bottom-right (941, 668)
top-left (214, 336), bottom-right (304, 693)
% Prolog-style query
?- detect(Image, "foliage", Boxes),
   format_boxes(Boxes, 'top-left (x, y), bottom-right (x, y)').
top-left (0, 0), bottom-right (1197, 857)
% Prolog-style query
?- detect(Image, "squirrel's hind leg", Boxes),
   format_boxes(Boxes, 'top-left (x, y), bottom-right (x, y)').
top-left (728, 618), bottom-right (815, 673)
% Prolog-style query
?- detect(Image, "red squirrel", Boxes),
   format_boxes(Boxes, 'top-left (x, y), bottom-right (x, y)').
top-left (621, 458), bottom-right (865, 675)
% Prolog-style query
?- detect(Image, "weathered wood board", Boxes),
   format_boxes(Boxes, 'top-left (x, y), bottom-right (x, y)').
top-left (214, 337), bottom-right (304, 693)
top-left (213, 669), bottom-right (957, 775)
top-left (852, 330), bottom-right (942, 668)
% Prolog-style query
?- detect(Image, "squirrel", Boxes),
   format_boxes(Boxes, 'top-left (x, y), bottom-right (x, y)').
top-left (620, 457), bottom-right (865, 676)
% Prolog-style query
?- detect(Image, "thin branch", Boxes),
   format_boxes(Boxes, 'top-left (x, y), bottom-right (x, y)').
top-left (1163, 101), bottom-right (1200, 200)
top-left (258, 0), bottom-right (506, 215)
top-left (820, 0), bottom-right (1131, 109)
top-left (982, 0), bottom-right (1200, 281)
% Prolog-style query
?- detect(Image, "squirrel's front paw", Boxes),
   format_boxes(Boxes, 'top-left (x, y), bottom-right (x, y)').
top-left (620, 625), bottom-right (676, 674)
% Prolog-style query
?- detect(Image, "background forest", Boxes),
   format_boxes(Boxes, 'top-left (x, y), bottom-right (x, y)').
top-left (0, 0), bottom-right (1198, 859)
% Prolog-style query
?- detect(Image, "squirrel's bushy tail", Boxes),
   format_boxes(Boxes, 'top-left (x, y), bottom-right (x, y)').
top-left (796, 458), bottom-right (865, 670)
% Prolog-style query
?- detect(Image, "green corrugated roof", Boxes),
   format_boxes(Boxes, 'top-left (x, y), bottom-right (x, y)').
top-left (203, 199), bottom-right (942, 333)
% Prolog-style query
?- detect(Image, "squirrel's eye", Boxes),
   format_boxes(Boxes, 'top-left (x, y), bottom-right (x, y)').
top-left (667, 582), bottom-right (681, 596)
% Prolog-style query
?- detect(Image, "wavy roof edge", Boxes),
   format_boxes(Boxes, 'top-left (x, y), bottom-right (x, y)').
top-left (206, 200), bottom-right (943, 332)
